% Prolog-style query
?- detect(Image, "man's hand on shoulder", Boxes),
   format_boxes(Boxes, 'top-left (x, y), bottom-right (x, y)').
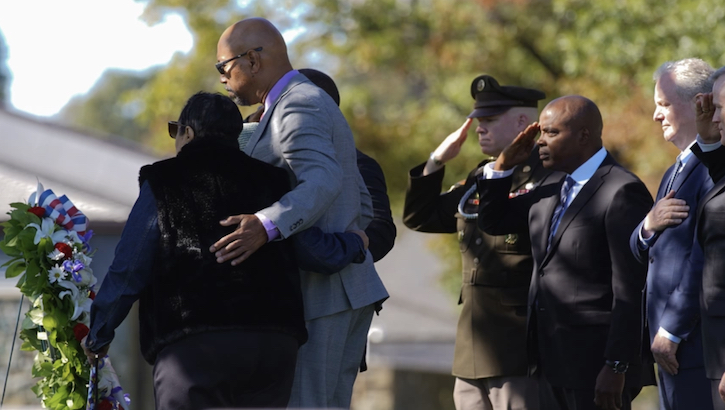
top-left (642, 190), bottom-right (689, 236)
top-left (210, 214), bottom-right (268, 266)
top-left (350, 229), bottom-right (369, 250)
top-left (594, 365), bottom-right (625, 410)
top-left (494, 122), bottom-right (539, 171)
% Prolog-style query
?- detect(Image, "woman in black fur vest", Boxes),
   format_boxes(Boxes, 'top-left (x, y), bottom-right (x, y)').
top-left (83, 92), bottom-right (308, 409)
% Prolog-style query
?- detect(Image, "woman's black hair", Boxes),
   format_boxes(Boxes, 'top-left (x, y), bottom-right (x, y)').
top-left (177, 92), bottom-right (243, 142)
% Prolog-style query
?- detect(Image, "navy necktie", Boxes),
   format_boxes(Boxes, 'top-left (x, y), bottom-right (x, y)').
top-left (663, 157), bottom-right (683, 195)
top-left (548, 176), bottom-right (576, 251)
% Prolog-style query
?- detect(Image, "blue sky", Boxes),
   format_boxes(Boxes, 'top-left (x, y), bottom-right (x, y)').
top-left (0, 0), bottom-right (193, 117)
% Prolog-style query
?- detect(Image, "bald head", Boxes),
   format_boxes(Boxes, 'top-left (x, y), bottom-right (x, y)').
top-left (217, 18), bottom-right (294, 106)
top-left (537, 95), bottom-right (604, 174)
top-left (545, 95), bottom-right (603, 142)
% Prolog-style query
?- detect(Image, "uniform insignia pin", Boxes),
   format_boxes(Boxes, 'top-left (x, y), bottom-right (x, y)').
top-left (505, 234), bottom-right (518, 245)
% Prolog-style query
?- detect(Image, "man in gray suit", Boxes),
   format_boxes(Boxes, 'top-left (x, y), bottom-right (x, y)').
top-left (211, 18), bottom-right (388, 408)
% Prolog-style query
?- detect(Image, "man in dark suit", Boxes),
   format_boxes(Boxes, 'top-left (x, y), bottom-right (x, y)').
top-left (691, 65), bottom-right (725, 409)
top-left (628, 59), bottom-right (714, 410)
top-left (477, 95), bottom-right (653, 410)
top-left (404, 75), bottom-right (548, 410)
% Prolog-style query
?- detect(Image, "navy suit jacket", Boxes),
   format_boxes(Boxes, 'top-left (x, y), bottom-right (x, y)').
top-left (629, 154), bottom-right (712, 369)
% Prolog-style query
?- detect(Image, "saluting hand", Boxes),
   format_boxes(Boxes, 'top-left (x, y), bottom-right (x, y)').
top-left (423, 118), bottom-right (473, 175)
top-left (493, 122), bottom-right (539, 171)
top-left (695, 93), bottom-right (720, 144)
top-left (210, 214), bottom-right (268, 266)
top-left (642, 190), bottom-right (689, 237)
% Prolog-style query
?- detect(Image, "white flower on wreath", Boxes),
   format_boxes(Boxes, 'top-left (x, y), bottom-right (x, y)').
top-left (47, 249), bottom-right (65, 261)
top-left (58, 280), bottom-right (92, 322)
top-left (54, 229), bottom-right (82, 245)
top-left (76, 268), bottom-right (97, 288)
top-left (48, 265), bottom-right (66, 283)
top-left (26, 218), bottom-right (56, 245)
top-left (74, 251), bottom-right (92, 267)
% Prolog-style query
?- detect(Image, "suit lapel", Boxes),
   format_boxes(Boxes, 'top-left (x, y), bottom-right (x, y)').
top-left (243, 73), bottom-right (307, 155)
top-left (656, 163), bottom-right (676, 201)
top-left (670, 156), bottom-right (700, 194)
top-left (533, 174), bottom-right (565, 265)
top-left (542, 155), bottom-right (614, 265)
top-left (698, 174), bottom-right (725, 225)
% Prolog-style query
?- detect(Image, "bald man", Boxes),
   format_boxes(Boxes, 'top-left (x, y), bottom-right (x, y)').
top-left (212, 18), bottom-right (388, 408)
top-left (476, 96), bottom-right (653, 410)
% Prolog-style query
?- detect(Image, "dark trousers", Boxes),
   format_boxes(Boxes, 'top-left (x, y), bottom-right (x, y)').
top-left (153, 330), bottom-right (298, 410)
top-left (538, 372), bottom-right (641, 410)
top-left (657, 366), bottom-right (712, 410)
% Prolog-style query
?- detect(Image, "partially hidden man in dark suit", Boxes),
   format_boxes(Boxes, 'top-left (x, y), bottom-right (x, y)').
top-left (628, 59), bottom-right (714, 410)
top-left (691, 64), bottom-right (725, 409)
top-left (477, 95), bottom-right (653, 410)
top-left (404, 75), bottom-right (548, 410)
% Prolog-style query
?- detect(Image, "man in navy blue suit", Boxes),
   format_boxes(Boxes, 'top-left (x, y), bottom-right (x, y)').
top-left (629, 58), bottom-right (714, 410)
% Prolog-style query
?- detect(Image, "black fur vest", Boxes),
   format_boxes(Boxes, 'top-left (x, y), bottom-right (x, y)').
top-left (137, 138), bottom-right (306, 364)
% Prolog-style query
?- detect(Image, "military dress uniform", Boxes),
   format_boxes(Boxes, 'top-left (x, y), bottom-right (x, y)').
top-left (404, 75), bottom-right (549, 410)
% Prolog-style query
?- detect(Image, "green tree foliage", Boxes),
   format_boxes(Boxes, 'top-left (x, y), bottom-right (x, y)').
top-left (58, 69), bottom-right (154, 142)
top-left (60, 0), bottom-right (725, 298)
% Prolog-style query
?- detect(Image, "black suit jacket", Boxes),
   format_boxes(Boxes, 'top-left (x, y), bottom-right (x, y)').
top-left (357, 149), bottom-right (396, 262)
top-left (477, 153), bottom-right (653, 389)
top-left (692, 144), bottom-right (725, 379)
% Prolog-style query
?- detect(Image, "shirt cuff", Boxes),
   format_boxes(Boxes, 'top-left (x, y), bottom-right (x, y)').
top-left (480, 162), bottom-right (516, 180)
top-left (255, 212), bottom-right (280, 242)
top-left (638, 225), bottom-right (654, 250)
top-left (658, 327), bottom-right (682, 344)
top-left (696, 134), bottom-right (722, 152)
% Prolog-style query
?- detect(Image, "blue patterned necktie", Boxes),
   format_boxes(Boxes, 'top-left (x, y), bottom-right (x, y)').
top-left (663, 157), bottom-right (683, 195)
top-left (548, 176), bottom-right (576, 251)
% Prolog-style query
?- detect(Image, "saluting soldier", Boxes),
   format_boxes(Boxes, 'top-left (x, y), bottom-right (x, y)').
top-left (404, 75), bottom-right (549, 410)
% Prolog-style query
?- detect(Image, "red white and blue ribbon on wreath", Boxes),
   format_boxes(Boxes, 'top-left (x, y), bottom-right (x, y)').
top-left (29, 187), bottom-right (88, 235)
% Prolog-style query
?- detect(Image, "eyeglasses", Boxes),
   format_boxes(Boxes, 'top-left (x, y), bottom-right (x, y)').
top-left (215, 47), bottom-right (263, 75)
top-left (168, 121), bottom-right (189, 139)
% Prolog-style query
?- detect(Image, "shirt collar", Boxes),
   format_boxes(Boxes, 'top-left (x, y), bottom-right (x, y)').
top-left (569, 147), bottom-right (607, 185)
top-left (264, 69), bottom-right (299, 115)
top-left (679, 140), bottom-right (696, 165)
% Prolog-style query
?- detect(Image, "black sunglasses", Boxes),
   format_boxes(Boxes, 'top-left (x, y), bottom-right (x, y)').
top-left (168, 121), bottom-right (189, 139)
top-left (215, 47), bottom-right (263, 75)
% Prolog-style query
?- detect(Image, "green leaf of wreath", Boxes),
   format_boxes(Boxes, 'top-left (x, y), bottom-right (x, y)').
top-left (4, 260), bottom-right (27, 278)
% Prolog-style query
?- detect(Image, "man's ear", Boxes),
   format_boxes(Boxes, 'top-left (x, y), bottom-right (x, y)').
top-left (579, 127), bottom-right (590, 144)
top-left (248, 50), bottom-right (262, 74)
top-left (517, 114), bottom-right (530, 131)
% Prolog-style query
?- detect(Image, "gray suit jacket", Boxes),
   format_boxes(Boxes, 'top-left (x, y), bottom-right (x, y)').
top-left (244, 73), bottom-right (388, 320)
